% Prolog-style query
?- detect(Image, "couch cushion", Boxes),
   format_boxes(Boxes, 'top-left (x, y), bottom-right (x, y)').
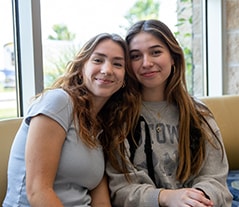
top-left (0, 117), bottom-right (23, 204)
top-left (200, 95), bottom-right (239, 170)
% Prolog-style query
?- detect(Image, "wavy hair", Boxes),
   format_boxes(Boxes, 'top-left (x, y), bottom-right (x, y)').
top-left (126, 20), bottom-right (223, 182)
top-left (47, 33), bottom-right (141, 172)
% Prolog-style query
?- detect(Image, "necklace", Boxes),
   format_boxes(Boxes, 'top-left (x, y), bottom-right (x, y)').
top-left (142, 102), bottom-right (164, 133)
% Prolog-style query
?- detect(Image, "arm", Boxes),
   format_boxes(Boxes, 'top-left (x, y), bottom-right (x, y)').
top-left (106, 158), bottom-right (161, 207)
top-left (25, 114), bottom-right (66, 207)
top-left (107, 132), bottom-right (231, 207)
top-left (90, 174), bottom-right (112, 207)
top-left (187, 117), bottom-right (232, 206)
top-left (159, 117), bottom-right (232, 207)
top-left (107, 156), bottom-right (214, 207)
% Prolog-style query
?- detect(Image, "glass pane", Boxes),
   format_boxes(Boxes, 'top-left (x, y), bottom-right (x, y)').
top-left (40, 0), bottom-right (201, 96)
top-left (0, 0), bottom-right (18, 119)
top-left (40, 0), bottom-right (178, 87)
top-left (40, 0), bottom-right (135, 88)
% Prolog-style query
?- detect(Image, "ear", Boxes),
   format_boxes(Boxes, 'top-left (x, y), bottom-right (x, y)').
top-left (121, 80), bottom-right (126, 88)
top-left (171, 57), bottom-right (174, 65)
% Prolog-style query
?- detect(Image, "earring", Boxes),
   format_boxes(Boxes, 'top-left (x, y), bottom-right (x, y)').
top-left (122, 81), bottom-right (126, 88)
top-left (172, 65), bottom-right (176, 74)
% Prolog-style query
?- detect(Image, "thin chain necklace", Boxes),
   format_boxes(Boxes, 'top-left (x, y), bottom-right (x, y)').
top-left (142, 102), bottom-right (165, 133)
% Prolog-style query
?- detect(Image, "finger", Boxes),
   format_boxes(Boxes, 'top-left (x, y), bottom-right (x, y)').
top-left (187, 193), bottom-right (214, 207)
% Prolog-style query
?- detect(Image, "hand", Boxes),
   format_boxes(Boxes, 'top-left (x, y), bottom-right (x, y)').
top-left (159, 188), bottom-right (214, 207)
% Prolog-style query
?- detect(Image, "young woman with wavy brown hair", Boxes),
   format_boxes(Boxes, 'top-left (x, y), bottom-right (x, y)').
top-left (3, 33), bottom-right (141, 207)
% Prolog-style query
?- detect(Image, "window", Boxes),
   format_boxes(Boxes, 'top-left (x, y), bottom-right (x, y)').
top-left (0, 0), bottom-right (229, 119)
top-left (0, 0), bottom-right (18, 119)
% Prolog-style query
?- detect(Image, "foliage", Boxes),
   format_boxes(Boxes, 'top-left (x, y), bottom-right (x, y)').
top-left (123, 0), bottom-right (159, 31)
top-left (44, 24), bottom-right (77, 87)
top-left (123, 0), bottom-right (193, 94)
top-left (48, 24), bottom-right (76, 41)
top-left (174, 0), bottom-right (193, 94)
top-left (44, 44), bottom-right (78, 88)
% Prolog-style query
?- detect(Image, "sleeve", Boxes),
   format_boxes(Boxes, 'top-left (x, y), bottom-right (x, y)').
top-left (106, 140), bottom-right (161, 207)
top-left (189, 117), bottom-right (233, 207)
top-left (25, 88), bottom-right (73, 132)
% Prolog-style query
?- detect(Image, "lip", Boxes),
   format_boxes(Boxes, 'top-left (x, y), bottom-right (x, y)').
top-left (141, 70), bottom-right (159, 78)
top-left (95, 77), bottom-right (114, 84)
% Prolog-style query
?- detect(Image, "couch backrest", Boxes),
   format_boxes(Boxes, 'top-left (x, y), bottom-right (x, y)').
top-left (200, 95), bottom-right (239, 170)
top-left (0, 117), bottom-right (23, 205)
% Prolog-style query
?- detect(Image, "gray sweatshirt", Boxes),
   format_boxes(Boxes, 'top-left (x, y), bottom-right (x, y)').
top-left (106, 101), bottom-right (232, 207)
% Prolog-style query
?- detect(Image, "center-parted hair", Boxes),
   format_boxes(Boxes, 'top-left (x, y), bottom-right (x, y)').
top-left (126, 20), bottom-right (223, 182)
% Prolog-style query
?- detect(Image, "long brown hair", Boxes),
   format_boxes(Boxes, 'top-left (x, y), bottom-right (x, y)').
top-left (43, 33), bottom-right (141, 172)
top-left (126, 19), bottom-right (223, 182)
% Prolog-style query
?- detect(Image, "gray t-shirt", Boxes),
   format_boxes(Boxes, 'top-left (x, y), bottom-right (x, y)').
top-left (3, 88), bottom-right (104, 207)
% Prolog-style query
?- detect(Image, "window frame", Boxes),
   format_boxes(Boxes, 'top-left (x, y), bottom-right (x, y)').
top-left (202, 0), bottom-right (224, 96)
top-left (13, 0), bottom-right (43, 116)
top-left (13, 0), bottom-right (224, 115)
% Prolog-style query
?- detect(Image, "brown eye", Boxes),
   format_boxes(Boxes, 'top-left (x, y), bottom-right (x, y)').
top-left (130, 53), bottom-right (141, 60)
top-left (114, 62), bottom-right (124, 68)
top-left (92, 58), bottom-right (103, 64)
top-left (151, 50), bottom-right (161, 56)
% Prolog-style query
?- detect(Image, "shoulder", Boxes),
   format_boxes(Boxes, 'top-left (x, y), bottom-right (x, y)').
top-left (191, 96), bottom-right (204, 105)
top-left (26, 89), bottom-right (73, 129)
top-left (33, 88), bottom-right (72, 109)
top-left (42, 88), bottom-right (70, 103)
top-left (191, 96), bottom-right (210, 112)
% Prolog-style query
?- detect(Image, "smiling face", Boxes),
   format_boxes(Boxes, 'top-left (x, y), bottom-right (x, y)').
top-left (129, 32), bottom-right (174, 100)
top-left (82, 39), bottom-right (125, 104)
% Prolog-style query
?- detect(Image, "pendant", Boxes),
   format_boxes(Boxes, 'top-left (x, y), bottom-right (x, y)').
top-left (156, 126), bottom-right (161, 132)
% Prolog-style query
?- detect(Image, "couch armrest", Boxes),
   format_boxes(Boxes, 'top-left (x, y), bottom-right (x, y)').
top-left (200, 95), bottom-right (239, 170)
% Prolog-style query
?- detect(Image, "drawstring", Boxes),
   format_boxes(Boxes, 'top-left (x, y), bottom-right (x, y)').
top-left (144, 118), bottom-right (156, 184)
top-left (128, 116), bottom-right (156, 184)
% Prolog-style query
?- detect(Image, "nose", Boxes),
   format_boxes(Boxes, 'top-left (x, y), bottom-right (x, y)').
top-left (142, 54), bottom-right (153, 68)
top-left (100, 61), bottom-right (113, 75)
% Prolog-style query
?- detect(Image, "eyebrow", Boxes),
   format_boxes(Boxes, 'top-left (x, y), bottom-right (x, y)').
top-left (130, 44), bottom-right (164, 53)
top-left (93, 52), bottom-right (125, 61)
top-left (150, 45), bottom-right (164, 49)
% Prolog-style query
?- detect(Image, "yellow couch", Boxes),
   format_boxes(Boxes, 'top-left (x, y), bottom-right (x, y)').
top-left (200, 95), bottom-right (239, 170)
top-left (0, 117), bottom-right (23, 205)
top-left (0, 95), bottom-right (238, 204)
